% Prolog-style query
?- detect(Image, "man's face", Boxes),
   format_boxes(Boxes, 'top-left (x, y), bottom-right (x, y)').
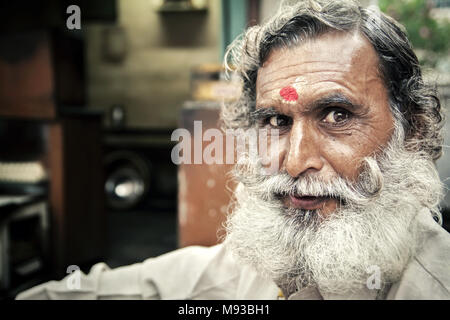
top-left (226, 30), bottom-right (442, 297)
top-left (255, 31), bottom-right (394, 216)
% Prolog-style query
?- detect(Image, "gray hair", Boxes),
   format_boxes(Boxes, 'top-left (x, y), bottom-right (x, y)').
top-left (222, 0), bottom-right (444, 161)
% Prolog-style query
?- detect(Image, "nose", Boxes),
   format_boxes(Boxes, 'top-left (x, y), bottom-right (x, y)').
top-left (284, 121), bottom-right (324, 178)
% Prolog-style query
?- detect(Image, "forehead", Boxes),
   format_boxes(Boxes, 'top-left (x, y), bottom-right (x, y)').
top-left (256, 31), bottom-right (384, 107)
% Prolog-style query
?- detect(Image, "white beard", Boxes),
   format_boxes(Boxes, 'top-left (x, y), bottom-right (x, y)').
top-left (224, 127), bottom-right (443, 297)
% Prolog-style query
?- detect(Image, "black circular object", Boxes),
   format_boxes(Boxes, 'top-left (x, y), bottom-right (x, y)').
top-left (104, 150), bottom-right (151, 211)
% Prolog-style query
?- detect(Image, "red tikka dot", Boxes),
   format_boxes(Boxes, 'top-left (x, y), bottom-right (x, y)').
top-left (279, 86), bottom-right (298, 102)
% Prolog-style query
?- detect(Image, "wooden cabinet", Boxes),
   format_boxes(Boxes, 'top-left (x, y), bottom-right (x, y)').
top-left (0, 29), bottom-right (105, 278)
top-left (47, 113), bottom-right (106, 277)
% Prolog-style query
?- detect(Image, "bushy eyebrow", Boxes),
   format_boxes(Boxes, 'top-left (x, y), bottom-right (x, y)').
top-left (303, 93), bottom-right (364, 113)
top-left (249, 107), bottom-right (279, 124)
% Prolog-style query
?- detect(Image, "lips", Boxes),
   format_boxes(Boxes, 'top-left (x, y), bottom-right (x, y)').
top-left (287, 194), bottom-right (330, 211)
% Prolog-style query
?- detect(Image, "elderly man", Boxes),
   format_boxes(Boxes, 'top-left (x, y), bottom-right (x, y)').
top-left (17, 0), bottom-right (449, 300)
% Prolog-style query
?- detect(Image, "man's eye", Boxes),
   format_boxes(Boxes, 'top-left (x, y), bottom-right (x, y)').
top-left (267, 115), bottom-right (291, 127)
top-left (322, 109), bottom-right (350, 125)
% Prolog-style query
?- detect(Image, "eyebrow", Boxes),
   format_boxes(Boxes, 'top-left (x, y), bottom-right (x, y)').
top-left (249, 106), bottom-right (279, 124)
top-left (303, 93), bottom-right (364, 113)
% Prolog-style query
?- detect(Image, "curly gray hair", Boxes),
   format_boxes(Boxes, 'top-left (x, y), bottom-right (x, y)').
top-left (222, 0), bottom-right (444, 161)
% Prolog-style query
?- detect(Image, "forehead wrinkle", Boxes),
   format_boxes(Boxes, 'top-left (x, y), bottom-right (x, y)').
top-left (257, 69), bottom-right (350, 94)
top-left (259, 60), bottom-right (350, 79)
top-left (258, 35), bottom-right (379, 88)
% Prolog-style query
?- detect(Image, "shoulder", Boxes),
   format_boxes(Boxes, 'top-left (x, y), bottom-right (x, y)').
top-left (16, 244), bottom-right (237, 300)
top-left (139, 243), bottom-right (242, 299)
top-left (140, 243), bottom-right (279, 299)
top-left (389, 212), bottom-right (450, 300)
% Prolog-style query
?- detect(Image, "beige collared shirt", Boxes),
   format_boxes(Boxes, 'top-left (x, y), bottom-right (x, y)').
top-left (16, 208), bottom-right (450, 300)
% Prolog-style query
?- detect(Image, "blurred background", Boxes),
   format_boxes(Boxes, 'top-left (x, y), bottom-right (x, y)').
top-left (0, 0), bottom-right (448, 299)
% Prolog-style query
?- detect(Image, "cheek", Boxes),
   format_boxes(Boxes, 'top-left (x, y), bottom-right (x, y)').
top-left (319, 110), bottom-right (395, 181)
top-left (322, 141), bottom-right (364, 181)
top-left (321, 128), bottom-right (389, 181)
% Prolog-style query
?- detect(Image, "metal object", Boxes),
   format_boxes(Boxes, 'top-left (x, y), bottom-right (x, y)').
top-left (104, 150), bottom-right (151, 211)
